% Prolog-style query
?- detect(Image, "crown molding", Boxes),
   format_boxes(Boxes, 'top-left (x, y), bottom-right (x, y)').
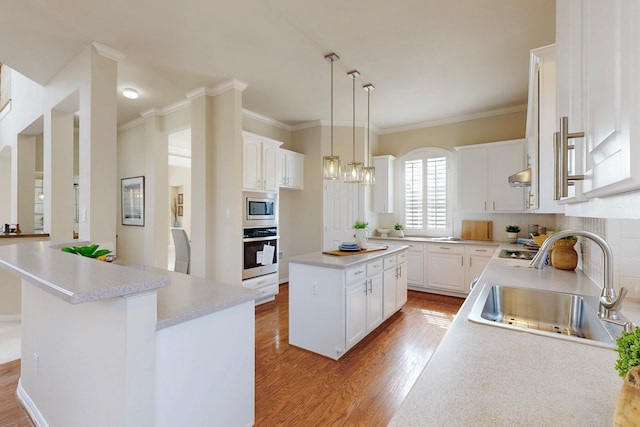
top-left (91, 42), bottom-right (126, 62)
top-left (379, 104), bottom-right (527, 135)
top-left (186, 79), bottom-right (249, 101)
top-left (242, 109), bottom-right (291, 131)
top-left (117, 116), bottom-right (145, 133)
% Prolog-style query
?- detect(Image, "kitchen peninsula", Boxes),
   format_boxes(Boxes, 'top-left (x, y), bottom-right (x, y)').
top-left (288, 244), bottom-right (408, 360)
top-left (0, 240), bottom-right (259, 427)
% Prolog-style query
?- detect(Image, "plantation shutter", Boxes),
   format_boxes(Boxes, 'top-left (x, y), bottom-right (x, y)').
top-left (404, 159), bottom-right (423, 228)
top-left (426, 157), bottom-right (447, 229)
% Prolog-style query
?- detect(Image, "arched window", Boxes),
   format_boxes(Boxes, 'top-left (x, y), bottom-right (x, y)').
top-left (399, 147), bottom-right (454, 236)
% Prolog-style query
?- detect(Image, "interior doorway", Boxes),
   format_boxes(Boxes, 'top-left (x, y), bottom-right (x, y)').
top-left (167, 128), bottom-right (191, 270)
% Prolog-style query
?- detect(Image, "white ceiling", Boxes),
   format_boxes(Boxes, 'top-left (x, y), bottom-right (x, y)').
top-left (0, 0), bottom-right (555, 132)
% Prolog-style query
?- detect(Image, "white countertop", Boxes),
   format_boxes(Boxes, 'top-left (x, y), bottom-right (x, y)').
top-left (287, 244), bottom-right (409, 269)
top-left (388, 245), bottom-right (640, 426)
top-left (122, 263), bottom-right (260, 330)
top-left (0, 241), bottom-right (170, 304)
top-left (0, 241), bottom-right (259, 329)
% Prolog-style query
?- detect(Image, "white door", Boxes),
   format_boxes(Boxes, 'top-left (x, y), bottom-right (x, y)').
top-left (323, 181), bottom-right (362, 250)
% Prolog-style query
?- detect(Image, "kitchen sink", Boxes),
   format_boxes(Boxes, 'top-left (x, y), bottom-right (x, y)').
top-left (468, 284), bottom-right (621, 348)
top-left (497, 249), bottom-right (537, 260)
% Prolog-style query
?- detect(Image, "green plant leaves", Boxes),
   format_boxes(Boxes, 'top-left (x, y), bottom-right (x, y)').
top-left (615, 327), bottom-right (640, 377)
top-left (60, 244), bottom-right (112, 258)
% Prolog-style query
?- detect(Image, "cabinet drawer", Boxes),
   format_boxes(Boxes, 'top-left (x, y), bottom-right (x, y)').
top-left (367, 260), bottom-right (384, 276)
top-left (468, 246), bottom-right (497, 256)
top-left (346, 266), bottom-right (367, 284)
top-left (397, 251), bottom-right (407, 263)
top-left (242, 273), bottom-right (278, 289)
top-left (383, 255), bottom-right (397, 270)
top-left (428, 244), bottom-right (465, 255)
top-left (256, 283), bottom-right (279, 299)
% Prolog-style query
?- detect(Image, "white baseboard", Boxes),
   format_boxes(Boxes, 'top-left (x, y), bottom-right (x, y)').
top-left (17, 378), bottom-right (49, 427)
top-left (278, 277), bottom-right (288, 285)
top-left (0, 314), bottom-right (21, 322)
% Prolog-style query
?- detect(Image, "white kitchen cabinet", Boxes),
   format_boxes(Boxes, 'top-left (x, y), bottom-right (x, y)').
top-left (465, 246), bottom-right (494, 292)
top-left (396, 252), bottom-right (408, 308)
top-left (456, 140), bottom-right (526, 213)
top-left (288, 248), bottom-right (407, 360)
top-left (373, 155), bottom-right (395, 213)
top-left (382, 255), bottom-right (398, 319)
top-left (427, 244), bottom-right (466, 294)
top-left (406, 242), bottom-right (425, 289)
top-left (242, 131), bottom-right (282, 192)
top-left (242, 272), bottom-right (279, 305)
top-left (525, 44), bottom-right (563, 213)
top-left (556, 1), bottom-right (640, 204)
top-left (277, 148), bottom-right (304, 190)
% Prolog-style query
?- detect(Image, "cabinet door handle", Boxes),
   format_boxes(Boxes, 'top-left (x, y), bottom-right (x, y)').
top-left (492, 201), bottom-right (495, 211)
top-left (470, 258), bottom-right (473, 267)
top-left (483, 201), bottom-right (487, 211)
top-left (557, 116), bottom-right (585, 198)
top-left (439, 246), bottom-right (451, 250)
top-left (461, 256), bottom-right (464, 267)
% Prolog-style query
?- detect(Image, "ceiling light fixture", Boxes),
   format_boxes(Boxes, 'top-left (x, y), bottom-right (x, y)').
top-left (323, 53), bottom-right (341, 180)
top-left (122, 88), bottom-right (139, 99)
top-left (362, 83), bottom-right (376, 186)
top-left (343, 70), bottom-right (363, 184)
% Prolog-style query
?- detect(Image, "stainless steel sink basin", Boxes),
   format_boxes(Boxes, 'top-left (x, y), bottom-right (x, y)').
top-left (468, 284), bottom-right (620, 348)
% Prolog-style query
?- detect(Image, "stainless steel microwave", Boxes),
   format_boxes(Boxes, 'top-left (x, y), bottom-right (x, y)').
top-left (243, 192), bottom-right (277, 227)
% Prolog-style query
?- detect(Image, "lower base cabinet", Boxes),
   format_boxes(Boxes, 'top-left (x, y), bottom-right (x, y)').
top-left (370, 239), bottom-right (497, 297)
top-left (289, 249), bottom-right (407, 360)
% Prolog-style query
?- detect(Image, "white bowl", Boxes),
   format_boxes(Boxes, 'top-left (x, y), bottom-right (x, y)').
top-left (377, 228), bottom-right (391, 237)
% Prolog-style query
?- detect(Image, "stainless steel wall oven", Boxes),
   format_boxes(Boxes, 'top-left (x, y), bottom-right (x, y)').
top-left (242, 226), bottom-right (278, 280)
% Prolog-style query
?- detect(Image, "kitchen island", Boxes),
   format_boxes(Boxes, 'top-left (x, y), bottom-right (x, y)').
top-left (288, 244), bottom-right (408, 360)
top-left (389, 245), bottom-right (640, 425)
top-left (0, 240), bottom-right (259, 427)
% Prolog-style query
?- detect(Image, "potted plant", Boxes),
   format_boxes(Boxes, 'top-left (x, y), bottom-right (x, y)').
top-left (505, 225), bottom-right (520, 243)
top-left (614, 327), bottom-right (640, 424)
top-left (353, 220), bottom-right (369, 249)
top-left (390, 223), bottom-right (404, 238)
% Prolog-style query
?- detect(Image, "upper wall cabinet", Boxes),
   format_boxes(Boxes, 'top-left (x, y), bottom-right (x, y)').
top-left (243, 131), bottom-right (282, 192)
top-left (525, 44), bottom-right (564, 214)
top-left (373, 155), bottom-right (394, 213)
top-left (456, 139), bottom-right (526, 213)
top-left (277, 148), bottom-right (304, 190)
top-left (556, 0), bottom-right (640, 202)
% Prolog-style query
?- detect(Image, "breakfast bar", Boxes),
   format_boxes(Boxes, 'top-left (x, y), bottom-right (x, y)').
top-left (288, 244), bottom-right (409, 360)
top-left (0, 240), bottom-right (259, 427)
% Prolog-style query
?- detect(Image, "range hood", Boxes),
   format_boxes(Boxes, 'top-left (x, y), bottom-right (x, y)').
top-left (508, 168), bottom-right (531, 187)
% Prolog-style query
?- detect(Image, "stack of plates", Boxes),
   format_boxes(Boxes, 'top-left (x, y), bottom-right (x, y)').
top-left (339, 242), bottom-right (361, 252)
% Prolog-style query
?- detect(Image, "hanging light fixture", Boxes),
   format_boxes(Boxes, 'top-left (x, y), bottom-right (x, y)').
top-left (343, 70), bottom-right (363, 183)
top-left (323, 53), bottom-right (341, 180)
top-left (362, 83), bottom-right (376, 186)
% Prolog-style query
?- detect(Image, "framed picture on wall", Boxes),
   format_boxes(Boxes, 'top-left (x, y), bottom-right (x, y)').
top-left (121, 176), bottom-right (145, 226)
top-left (178, 205), bottom-right (183, 217)
top-left (178, 193), bottom-right (183, 205)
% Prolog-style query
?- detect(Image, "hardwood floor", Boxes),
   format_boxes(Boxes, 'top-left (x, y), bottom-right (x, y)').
top-left (255, 285), bottom-right (463, 426)
top-left (0, 285), bottom-right (463, 426)
top-left (0, 360), bottom-right (33, 427)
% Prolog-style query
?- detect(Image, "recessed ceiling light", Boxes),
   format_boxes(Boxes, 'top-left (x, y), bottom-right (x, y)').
top-left (122, 88), bottom-right (139, 99)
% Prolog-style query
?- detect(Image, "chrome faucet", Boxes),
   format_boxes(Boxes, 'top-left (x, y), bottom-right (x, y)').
top-left (530, 229), bottom-right (627, 320)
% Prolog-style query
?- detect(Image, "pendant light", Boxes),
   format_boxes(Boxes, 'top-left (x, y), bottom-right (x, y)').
top-left (362, 83), bottom-right (376, 186)
top-left (323, 53), bottom-right (341, 180)
top-left (343, 70), bottom-right (363, 183)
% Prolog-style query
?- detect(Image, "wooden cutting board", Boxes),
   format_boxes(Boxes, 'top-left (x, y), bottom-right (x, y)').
top-left (461, 220), bottom-right (493, 241)
top-left (322, 245), bottom-right (389, 256)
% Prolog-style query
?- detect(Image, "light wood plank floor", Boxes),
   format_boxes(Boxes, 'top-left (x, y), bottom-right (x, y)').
top-left (0, 285), bottom-right (463, 426)
top-left (255, 284), bottom-right (463, 426)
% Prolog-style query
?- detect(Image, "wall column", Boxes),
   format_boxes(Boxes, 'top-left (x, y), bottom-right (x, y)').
top-left (142, 113), bottom-right (168, 268)
top-left (44, 110), bottom-right (74, 240)
top-left (16, 134), bottom-right (36, 233)
top-left (78, 46), bottom-right (119, 249)
top-left (189, 81), bottom-right (245, 283)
